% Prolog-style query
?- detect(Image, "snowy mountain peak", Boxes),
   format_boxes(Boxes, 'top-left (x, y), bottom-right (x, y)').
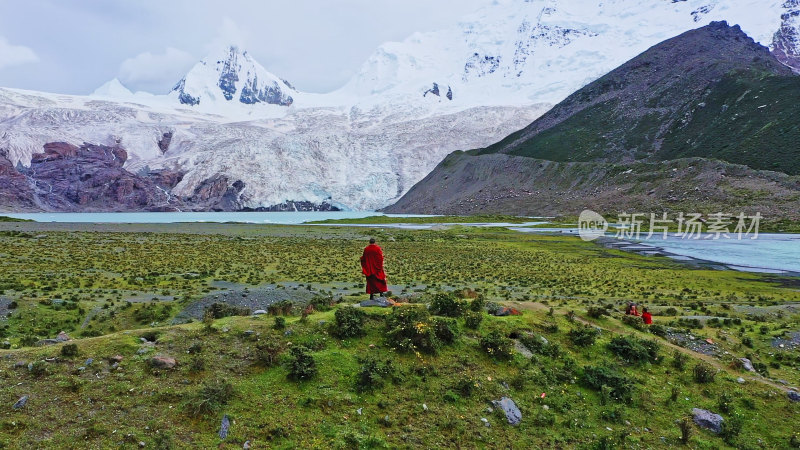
top-left (91, 78), bottom-right (134, 98)
top-left (170, 45), bottom-right (296, 107)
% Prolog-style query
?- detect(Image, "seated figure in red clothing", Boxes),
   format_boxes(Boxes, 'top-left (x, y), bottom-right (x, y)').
top-left (641, 307), bottom-right (653, 325)
top-left (361, 238), bottom-right (388, 300)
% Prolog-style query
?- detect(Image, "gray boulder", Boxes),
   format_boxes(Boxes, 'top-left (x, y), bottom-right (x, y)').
top-left (359, 298), bottom-right (393, 307)
top-left (789, 391), bottom-right (800, 402)
top-left (739, 357), bottom-right (755, 372)
top-left (492, 397), bottom-right (522, 426)
top-left (219, 414), bottom-right (230, 439)
top-left (253, 310), bottom-right (267, 315)
top-left (12, 395), bottom-right (28, 409)
top-left (692, 408), bottom-right (723, 434)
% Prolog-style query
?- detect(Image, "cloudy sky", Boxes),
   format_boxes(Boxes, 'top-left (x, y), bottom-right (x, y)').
top-left (0, 0), bottom-right (487, 95)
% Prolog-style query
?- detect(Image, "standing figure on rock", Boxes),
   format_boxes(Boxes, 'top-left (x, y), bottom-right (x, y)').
top-left (361, 238), bottom-right (388, 300)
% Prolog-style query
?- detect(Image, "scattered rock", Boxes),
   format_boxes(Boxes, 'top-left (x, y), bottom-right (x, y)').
top-left (739, 357), bottom-right (755, 372)
top-left (12, 395), bottom-right (28, 409)
top-left (243, 440), bottom-right (251, 449)
top-left (149, 356), bottom-right (177, 369)
top-left (692, 408), bottom-right (723, 434)
top-left (84, 358), bottom-right (94, 366)
top-left (788, 391), bottom-right (800, 402)
top-left (492, 397), bottom-right (522, 426)
top-left (357, 408), bottom-right (362, 415)
top-left (242, 330), bottom-right (255, 337)
top-left (481, 417), bottom-right (490, 427)
top-left (55, 331), bottom-right (71, 342)
top-left (35, 339), bottom-right (60, 346)
top-left (110, 355), bottom-right (124, 363)
top-left (137, 347), bottom-right (153, 355)
top-left (359, 298), bottom-right (394, 308)
top-left (493, 307), bottom-right (522, 316)
top-left (736, 377), bottom-right (746, 384)
top-left (12, 361), bottom-right (27, 369)
top-left (138, 442), bottom-right (145, 448)
top-left (219, 414), bottom-right (230, 439)
top-left (253, 310), bottom-right (267, 315)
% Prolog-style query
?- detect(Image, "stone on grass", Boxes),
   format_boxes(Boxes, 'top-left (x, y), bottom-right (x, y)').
top-left (149, 356), bottom-right (177, 369)
top-left (739, 358), bottom-right (755, 372)
top-left (692, 408), bottom-right (723, 434)
top-left (219, 414), bottom-right (230, 439)
top-left (253, 310), bottom-right (267, 315)
top-left (359, 298), bottom-right (394, 308)
top-left (110, 355), bottom-right (124, 363)
top-left (56, 331), bottom-right (71, 342)
top-left (12, 395), bottom-right (28, 409)
top-left (492, 397), bottom-right (522, 426)
top-left (736, 377), bottom-right (746, 384)
top-left (788, 391), bottom-right (800, 402)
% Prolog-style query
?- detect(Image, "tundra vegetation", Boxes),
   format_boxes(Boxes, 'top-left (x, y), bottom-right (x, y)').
top-left (0, 222), bottom-right (797, 448)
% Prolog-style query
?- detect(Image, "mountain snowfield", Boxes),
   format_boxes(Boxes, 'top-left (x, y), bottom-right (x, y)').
top-left (1, 0), bottom-right (798, 211)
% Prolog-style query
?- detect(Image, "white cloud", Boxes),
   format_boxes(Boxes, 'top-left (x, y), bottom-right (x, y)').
top-left (118, 47), bottom-right (195, 92)
top-left (0, 37), bottom-right (38, 70)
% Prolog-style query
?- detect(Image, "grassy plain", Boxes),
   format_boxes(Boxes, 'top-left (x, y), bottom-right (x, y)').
top-left (0, 222), bottom-right (798, 448)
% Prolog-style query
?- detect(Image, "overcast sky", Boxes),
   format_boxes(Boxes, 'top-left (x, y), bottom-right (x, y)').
top-left (0, 0), bottom-right (487, 95)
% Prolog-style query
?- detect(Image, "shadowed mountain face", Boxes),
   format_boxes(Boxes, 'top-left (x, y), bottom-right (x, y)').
top-left (480, 21), bottom-right (798, 172)
top-left (387, 22), bottom-right (800, 217)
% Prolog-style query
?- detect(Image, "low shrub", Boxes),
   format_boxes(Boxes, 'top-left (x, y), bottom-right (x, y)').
top-left (60, 343), bottom-right (79, 357)
top-left (332, 307), bottom-right (366, 339)
top-left (520, 334), bottom-right (561, 357)
top-left (568, 326), bottom-right (601, 347)
top-left (255, 339), bottom-right (284, 367)
top-left (692, 362), bottom-right (716, 383)
top-left (273, 316), bottom-right (286, 330)
top-left (268, 300), bottom-right (294, 316)
top-left (385, 306), bottom-right (440, 354)
top-left (480, 330), bottom-right (514, 360)
top-left (464, 311), bottom-right (483, 329)
top-left (469, 295), bottom-right (485, 312)
top-left (607, 335), bottom-right (660, 365)
top-left (672, 351), bottom-right (689, 371)
top-left (582, 365), bottom-right (635, 403)
top-left (432, 317), bottom-right (459, 344)
top-left (621, 314), bottom-right (645, 331)
top-left (587, 306), bottom-right (607, 319)
top-left (287, 345), bottom-right (317, 381)
top-left (355, 356), bottom-right (394, 392)
top-left (429, 292), bottom-right (466, 317)
top-left (205, 302), bottom-right (250, 319)
top-left (186, 379), bottom-right (234, 417)
top-left (649, 324), bottom-right (667, 337)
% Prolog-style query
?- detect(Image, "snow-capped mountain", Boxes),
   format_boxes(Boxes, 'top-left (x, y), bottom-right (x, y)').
top-left (170, 45), bottom-right (296, 107)
top-left (1, 0), bottom-right (798, 212)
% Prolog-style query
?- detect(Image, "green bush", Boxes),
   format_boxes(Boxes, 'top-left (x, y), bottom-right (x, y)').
top-left (586, 306), bottom-right (607, 319)
top-left (607, 335), bottom-right (660, 365)
top-left (432, 318), bottom-right (459, 344)
top-left (385, 306), bottom-right (440, 354)
top-left (672, 351), bottom-right (689, 371)
top-left (187, 379), bottom-right (234, 417)
top-left (60, 343), bottom-right (79, 357)
top-left (649, 324), bottom-right (666, 337)
top-left (429, 292), bottom-right (466, 317)
top-left (582, 365), bottom-right (635, 403)
top-left (273, 316), bottom-right (286, 330)
top-left (621, 314), bottom-right (645, 331)
top-left (355, 356), bottom-right (394, 392)
top-left (568, 326), bottom-right (601, 347)
top-left (480, 330), bottom-right (514, 360)
top-left (520, 334), bottom-right (561, 357)
top-left (255, 339), bottom-right (284, 367)
top-left (464, 311), bottom-right (483, 329)
top-left (469, 296), bottom-right (485, 312)
top-left (692, 362), bottom-right (716, 383)
top-left (29, 360), bottom-right (49, 378)
top-left (287, 345), bottom-right (317, 381)
top-left (204, 302), bottom-right (250, 319)
top-left (332, 307), bottom-right (366, 339)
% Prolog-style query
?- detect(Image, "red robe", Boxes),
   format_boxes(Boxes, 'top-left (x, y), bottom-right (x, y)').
top-left (642, 312), bottom-right (653, 325)
top-left (361, 244), bottom-right (388, 294)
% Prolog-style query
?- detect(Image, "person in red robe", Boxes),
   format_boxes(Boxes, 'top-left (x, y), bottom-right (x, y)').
top-left (641, 307), bottom-right (653, 325)
top-left (361, 238), bottom-right (388, 299)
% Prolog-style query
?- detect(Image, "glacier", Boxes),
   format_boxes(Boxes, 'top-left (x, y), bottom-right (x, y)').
top-left (0, 0), bottom-right (797, 211)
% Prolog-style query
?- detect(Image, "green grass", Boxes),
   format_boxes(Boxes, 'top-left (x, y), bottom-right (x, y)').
top-left (0, 223), bottom-right (798, 447)
top-left (0, 216), bottom-right (32, 222)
